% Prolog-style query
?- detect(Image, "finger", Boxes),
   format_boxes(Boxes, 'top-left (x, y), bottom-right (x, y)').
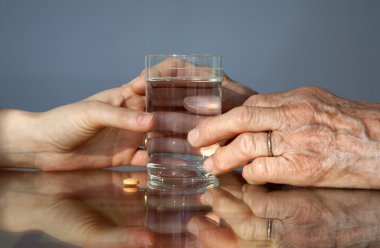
top-left (201, 189), bottom-right (269, 240)
top-left (149, 87), bottom-right (185, 107)
top-left (83, 88), bottom-right (126, 106)
top-left (147, 137), bottom-right (200, 156)
top-left (188, 106), bottom-right (284, 147)
top-left (184, 96), bottom-right (222, 115)
top-left (242, 184), bottom-right (303, 220)
top-left (218, 173), bottom-right (247, 187)
top-left (152, 111), bottom-right (205, 133)
top-left (147, 57), bottom-right (215, 78)
top-left (90, 226), bottom-right (154, 248)
top-left (130, 75), bottom-right (146, 95)
top-left (84, 102), bottom-right (154, 132)
top-left (148, 84), bottom-right (220, 110)
top-left (203, 132), bottom-right (283, 175)
top-left (221, 73), bottom-right (257, 112)
top-left (219, 185), bottom-right (244, 200)
top-left (187, 216), bottom-right (238, 248)
top-left (128, 149), bottom-right (148, 166)
top-left (124, 95), bottom-right (145, 111)
top-left (187, 215), bottom-right (220, 237)
top-left (242, 156), bottom-right (300, 185)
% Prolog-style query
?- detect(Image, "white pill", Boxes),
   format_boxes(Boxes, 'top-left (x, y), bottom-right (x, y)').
top-left (123, 178), bottom-right (139, 186)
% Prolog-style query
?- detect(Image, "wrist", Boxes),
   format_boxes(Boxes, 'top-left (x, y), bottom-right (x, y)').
top-left (349, 101), bottom-right (380, 188)
top-left (0, 109), bottom-right (41, 168)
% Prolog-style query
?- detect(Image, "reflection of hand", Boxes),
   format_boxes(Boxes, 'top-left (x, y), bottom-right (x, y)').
top-left (0, 170), bottom-right (153, 247)
top-left (0, 79), bottom-right (153, 171)
top-left (188, 86), bottom-right (380, 188)
top-left (188, 185), bottom-right (380, 247)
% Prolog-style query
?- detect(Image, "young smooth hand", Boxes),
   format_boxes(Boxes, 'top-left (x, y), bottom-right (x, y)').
top-left (0, 78), bottom-right (153, 171)
top-left (0, 170), bottom-right (153, 247)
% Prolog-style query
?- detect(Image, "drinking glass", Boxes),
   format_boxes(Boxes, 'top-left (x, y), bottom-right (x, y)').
top-left (145, 54), bottom-right (222, 193)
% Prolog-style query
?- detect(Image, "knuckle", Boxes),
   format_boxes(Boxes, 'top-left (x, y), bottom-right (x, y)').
top-left (233, 106), bottom-right (254, 127)
top-left (212, 196), bottom-right (227, 210)
top-left (244, 94), bottom-right (260, 106)
top-left (280, 102), bottom-right (314, 125)
top-left (239, 133), bottom-right (256, 158)
top-left (295, 86), bottom-right (324, 95)
top-left (211, 152), bottom-right (225, 171)
top-left (242, 165), bottom-right (255, 183)
top-left (256, 159), bottom-right (270, 177)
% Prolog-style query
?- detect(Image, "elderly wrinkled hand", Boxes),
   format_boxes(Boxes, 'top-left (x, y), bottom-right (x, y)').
top-left (188, 86), bottom-right (380, 188)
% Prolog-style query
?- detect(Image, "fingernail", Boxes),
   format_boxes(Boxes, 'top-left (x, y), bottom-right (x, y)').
top-left (183, 96), bottom-right (221, 115)
top-left (200, 191), bottom-right (213, 205)
top-left (138, 236), bottom-right (154, 247)
top-left (188, 129), bottom-right (199, 145)
top-left (187, 219), bottom-right (200, 236)
top-left (203, 159), bottom-right (213, 172)
top-left (137, 113), bottom-right (153, 126)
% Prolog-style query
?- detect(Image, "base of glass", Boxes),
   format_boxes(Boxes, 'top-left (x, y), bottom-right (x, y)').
top-left (147, 174), bottom-right (219, 194)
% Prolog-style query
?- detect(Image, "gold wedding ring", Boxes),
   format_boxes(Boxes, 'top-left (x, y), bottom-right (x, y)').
top-left (267, 131), bottom-right (273, 157)
top-left (267, 218), bottom-right (273, 241)
top-left (137, 137), bottom-right (148, 150)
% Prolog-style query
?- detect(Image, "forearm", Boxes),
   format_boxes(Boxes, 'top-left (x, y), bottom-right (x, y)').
top-left (0, 109), bottom-right (40, 168)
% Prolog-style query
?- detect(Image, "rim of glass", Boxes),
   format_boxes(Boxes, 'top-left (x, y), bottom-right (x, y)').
top-left (145, 54), bottom-right (223, 71)
top-left (145, 54), bottom-right (222, 58)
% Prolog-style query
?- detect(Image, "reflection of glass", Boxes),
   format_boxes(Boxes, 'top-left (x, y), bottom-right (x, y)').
top-left (145, 188), bottom-right (211, 247)
top-left (145, 54), bottom-right (222, 193)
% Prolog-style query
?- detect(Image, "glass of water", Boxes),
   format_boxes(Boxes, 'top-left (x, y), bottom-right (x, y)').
top-left (145, 54), bottom-right (222, 193)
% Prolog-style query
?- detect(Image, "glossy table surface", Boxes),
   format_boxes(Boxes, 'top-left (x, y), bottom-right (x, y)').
top-left (0, 167), bottom-right (379, 248)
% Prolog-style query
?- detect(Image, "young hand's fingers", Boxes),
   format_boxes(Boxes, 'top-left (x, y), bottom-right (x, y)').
top-left (130, 75), bottom-right (146, 95)
top-left (82, 87), bottom-right (126, 106)
top-left (128, 149), bottom-right (149, 167)
top-left (84, 76), bottom-right (145, 106)
top-left (82, 102), bottom-right (153, 132)
top-left (188, 106), bottom-right (285, 147)
top-left (123, 95), bottom-right (145, 111)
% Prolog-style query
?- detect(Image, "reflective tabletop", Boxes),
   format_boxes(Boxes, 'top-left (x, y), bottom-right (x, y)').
top-left (0, 168), bottom-right (379, 248)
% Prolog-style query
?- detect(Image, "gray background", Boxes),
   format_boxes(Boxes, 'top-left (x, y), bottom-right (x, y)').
top-left (0, 0), bottom-right (379, 111)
